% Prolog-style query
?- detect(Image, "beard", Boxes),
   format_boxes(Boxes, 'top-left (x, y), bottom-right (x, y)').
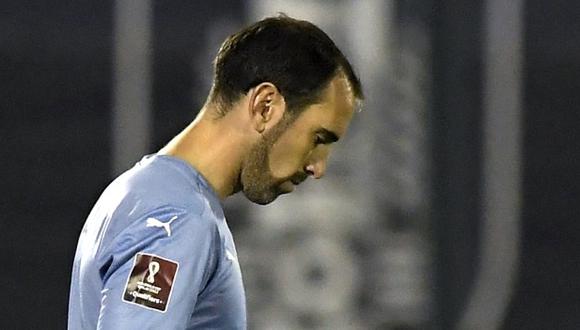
top-left (240, 116), bottom-right (297, 205)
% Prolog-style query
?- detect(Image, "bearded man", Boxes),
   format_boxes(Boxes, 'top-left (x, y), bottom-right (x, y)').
top-left (68, 14), bottom-right (363, 330)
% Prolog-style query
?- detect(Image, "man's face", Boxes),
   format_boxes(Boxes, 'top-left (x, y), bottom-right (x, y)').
top-left (240, 75), bottom-right (356, 204)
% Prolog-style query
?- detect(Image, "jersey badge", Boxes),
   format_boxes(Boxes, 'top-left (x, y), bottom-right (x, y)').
top-left (122, 252), bottom-right (179, 312)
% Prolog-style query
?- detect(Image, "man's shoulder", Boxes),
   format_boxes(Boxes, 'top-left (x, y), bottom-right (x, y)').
top-left (94, 155), bottom-right (221, 232)
top-left (111, 155), bottom-right (211, 208)
top-left (93, 176), bottom-right (218, 255)
top-left (118, 155), bottom-right (193, 190)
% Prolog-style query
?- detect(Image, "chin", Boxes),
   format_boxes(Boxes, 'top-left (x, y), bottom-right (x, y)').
top-left (243, 188), bottom-right (280, 205)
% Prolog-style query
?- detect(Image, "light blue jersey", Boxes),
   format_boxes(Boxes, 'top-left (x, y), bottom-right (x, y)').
top-left (68, 154), bottom-right (246, 329)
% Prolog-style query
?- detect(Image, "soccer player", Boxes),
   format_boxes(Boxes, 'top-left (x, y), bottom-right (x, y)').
top-left (68, 15), bottom-right (363, 329)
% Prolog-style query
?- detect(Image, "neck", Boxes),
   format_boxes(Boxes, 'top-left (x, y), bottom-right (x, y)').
top-left (158, 105), bottom-right (250, 200)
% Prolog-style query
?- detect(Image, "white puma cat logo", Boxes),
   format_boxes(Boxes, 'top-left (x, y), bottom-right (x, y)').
top-left (146, 216), bottom-right (178, 237)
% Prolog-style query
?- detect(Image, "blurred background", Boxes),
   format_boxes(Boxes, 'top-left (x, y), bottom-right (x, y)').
top-left (2, 0), bottom-right (579, 329)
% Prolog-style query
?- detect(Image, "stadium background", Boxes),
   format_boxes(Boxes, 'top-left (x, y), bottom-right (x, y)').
top-left (2, 0), bottom-right (579, 329)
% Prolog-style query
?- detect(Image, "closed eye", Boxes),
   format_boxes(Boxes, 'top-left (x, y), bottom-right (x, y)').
top-left (314, 135), bottom-right (325, 145)
top-left (314, 128), bottom-right (339, 145)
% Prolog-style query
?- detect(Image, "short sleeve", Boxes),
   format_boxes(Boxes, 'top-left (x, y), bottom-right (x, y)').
top-left (95, 207), bottom-right (220, 330)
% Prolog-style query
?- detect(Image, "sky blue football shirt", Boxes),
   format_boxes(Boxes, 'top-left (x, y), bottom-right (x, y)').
top-left (68, 154), bottom-right (246, 329)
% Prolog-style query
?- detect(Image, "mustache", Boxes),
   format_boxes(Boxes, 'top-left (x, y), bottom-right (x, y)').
top-left (290, 173), bottom-right (308, 185)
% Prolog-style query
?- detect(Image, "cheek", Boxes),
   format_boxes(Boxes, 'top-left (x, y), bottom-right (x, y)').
top-left (267, 133), bottom-right (311, 178)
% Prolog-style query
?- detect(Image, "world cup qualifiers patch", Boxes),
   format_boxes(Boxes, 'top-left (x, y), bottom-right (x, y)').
top-left (122, 252), bottom-right (179, 312)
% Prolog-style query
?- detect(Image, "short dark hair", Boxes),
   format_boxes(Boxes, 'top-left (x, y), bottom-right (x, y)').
top-left (208, 14), bottom-right (363, 115)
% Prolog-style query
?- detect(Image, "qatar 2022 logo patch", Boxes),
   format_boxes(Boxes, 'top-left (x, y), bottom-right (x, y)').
top-left (122, 252), bottom-right (179, 312)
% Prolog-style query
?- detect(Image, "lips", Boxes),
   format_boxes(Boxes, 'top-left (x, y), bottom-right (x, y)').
top-left (280, 174), bottom-right (307, 193)
top-left (279, 181), bottom-right (295, 193)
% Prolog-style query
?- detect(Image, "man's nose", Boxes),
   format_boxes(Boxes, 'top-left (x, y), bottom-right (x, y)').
top-left (305, 158), bottom-right (327, 179)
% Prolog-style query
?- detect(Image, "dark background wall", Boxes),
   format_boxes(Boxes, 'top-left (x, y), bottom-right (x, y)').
top-left (151, 1), bottom-right (245, 150)
top-left (1, 2), bottom-right (113, 328)
top-left (504, 0), bottom-right (580, 328)
top-left (431, 1), bottom-right (483, 328)
top-left (431, 1), bottom-right (580, 329)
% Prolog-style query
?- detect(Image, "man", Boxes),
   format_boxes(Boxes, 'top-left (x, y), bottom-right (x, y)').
top-left (68, 15), bottom-right (363, 329)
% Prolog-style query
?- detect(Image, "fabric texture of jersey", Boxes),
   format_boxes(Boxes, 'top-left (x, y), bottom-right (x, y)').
top-left (68, 154), bottom-right (246, 329)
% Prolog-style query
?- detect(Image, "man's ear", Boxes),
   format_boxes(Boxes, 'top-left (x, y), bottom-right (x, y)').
top-left (248, 82), bottom-right (286, 133)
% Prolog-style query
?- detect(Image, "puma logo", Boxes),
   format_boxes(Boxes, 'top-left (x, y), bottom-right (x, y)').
top-left (146, 216), bottom-right (178, 237)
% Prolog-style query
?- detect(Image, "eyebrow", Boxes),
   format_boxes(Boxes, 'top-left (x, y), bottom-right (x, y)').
top-left (317, 128), bottom-right (340, 143)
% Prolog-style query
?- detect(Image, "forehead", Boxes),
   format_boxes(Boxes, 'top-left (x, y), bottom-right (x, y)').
top-left (293, 75), bottom-right (355, 136)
